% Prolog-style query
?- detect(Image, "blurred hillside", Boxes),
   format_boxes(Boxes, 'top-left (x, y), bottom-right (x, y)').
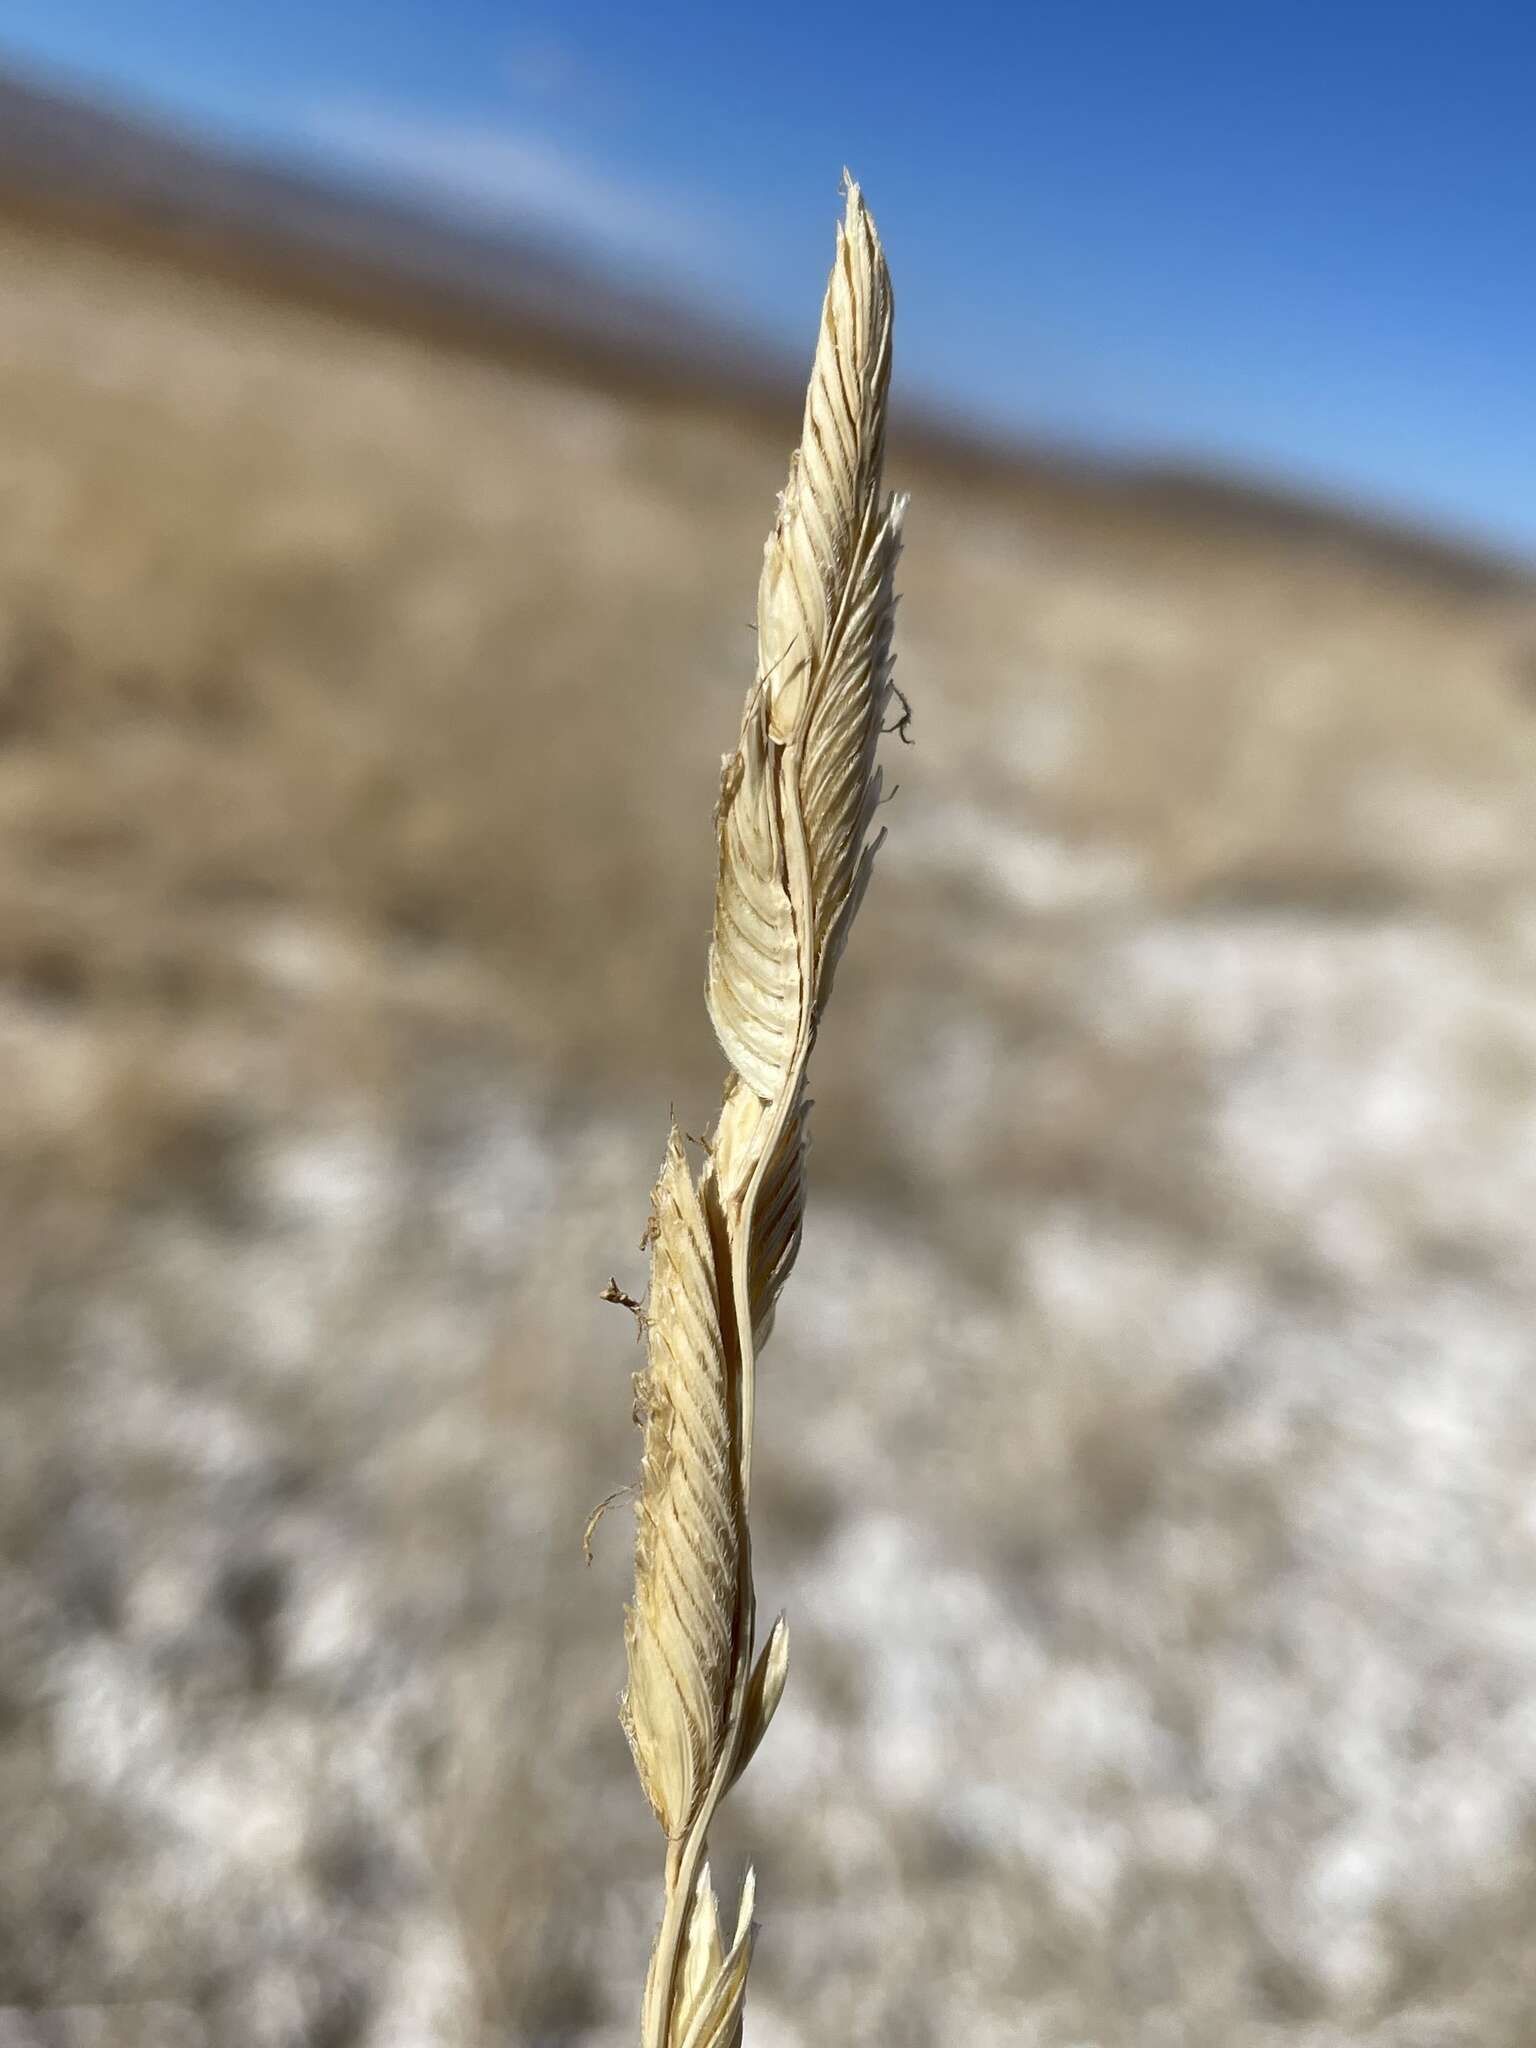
top-left (2, 77), bottom-right (1536, 2048)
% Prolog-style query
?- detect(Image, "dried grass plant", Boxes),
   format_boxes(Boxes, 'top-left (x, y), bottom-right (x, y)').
top-left (608, 177), bottom-right (906, 2048)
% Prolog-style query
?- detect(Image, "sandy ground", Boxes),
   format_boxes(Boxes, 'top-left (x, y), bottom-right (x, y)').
top-left (2, 213), bottom-right (1536, 2048)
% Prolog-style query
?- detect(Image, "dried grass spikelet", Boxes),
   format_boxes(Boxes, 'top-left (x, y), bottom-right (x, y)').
top-left (653, 1863), bottom-right (757, 2048)
top-left (706, 169), bottom-right (905, 1283)
top-left (618, 175), bottom-right (905, 2048)
top-left (622, 1125), bottom-right (741, 1840)
top-left (753, 179), bottom-right (905, 1004)
top-left (710, 178), bottom-right (905, 1118)
top-left (757, 182), bottom-right (892, 752)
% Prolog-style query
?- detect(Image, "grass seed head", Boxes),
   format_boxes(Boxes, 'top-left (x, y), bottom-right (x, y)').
top-left (621, 177), bottom-right (904, 2044)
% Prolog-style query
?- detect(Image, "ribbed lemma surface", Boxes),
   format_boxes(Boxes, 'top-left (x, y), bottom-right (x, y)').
top-left (623, 1126), bottom-right (739, 1839)
top-left (756, 190), bottom-right (893, 752)
top-left (706, 698), bottom-right (801, 1104)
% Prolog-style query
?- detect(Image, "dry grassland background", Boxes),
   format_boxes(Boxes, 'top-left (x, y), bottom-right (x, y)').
top-left (2, 206), bottom-right (1536, 2048)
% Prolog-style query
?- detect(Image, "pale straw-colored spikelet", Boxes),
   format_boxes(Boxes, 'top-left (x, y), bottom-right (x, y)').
top-left (615, 174), bottom-right (905, 2048)
top-left (657, 1864), bottom-right (757, 2048)
top-left (622, 1124), bottom-right (739, 1840)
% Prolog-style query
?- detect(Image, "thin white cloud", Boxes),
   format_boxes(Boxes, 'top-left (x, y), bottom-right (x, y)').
top-left (296, 102), bottom-right (712, 267)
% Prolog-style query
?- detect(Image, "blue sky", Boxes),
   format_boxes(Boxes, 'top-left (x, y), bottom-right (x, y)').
top-left (4, 2), bottom-right (1532, 556)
